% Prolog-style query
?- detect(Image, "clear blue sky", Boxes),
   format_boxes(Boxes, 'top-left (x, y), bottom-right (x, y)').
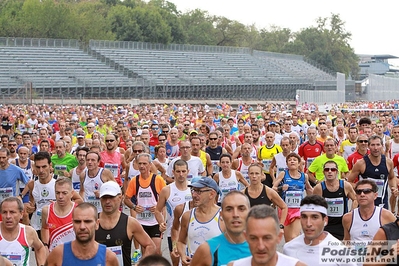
top-left (169, 0), bottom-right (399, 66)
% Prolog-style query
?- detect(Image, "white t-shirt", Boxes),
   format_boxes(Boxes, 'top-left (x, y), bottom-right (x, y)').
top-left (283, 232), bottom-right (356, 266)
top-left (232, 252), bottom-right (298, 266)
top-left (166, 156), bottom-right (205, 181)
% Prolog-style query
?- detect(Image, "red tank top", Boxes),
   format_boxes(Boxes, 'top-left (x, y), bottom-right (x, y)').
top-left (47, 202), bottom-right (77, 251)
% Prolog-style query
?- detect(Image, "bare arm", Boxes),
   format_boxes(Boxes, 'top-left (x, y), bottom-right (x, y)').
top-left (177, 211), bottom-right (191, 265)
top-left (128, 217), bottom-right (156, 257)
top-left (155, 186), bottom-right (168, 233)
top-left (71, 191), bottom-right (83, 204)
top-left (269, 157), bottom-right (277, 179)
top-left (79, 171), bottom-right (85, 199)
top-left (272, 171), bottom-right (285, 192)
top-left (102, 169), bottom-right (116, 182)
top-left (213, 173), bottom-right (220, 184)
top-left (236, 171), bottom-right (249, 187)
top-left (267, 187), bottom-right (288, 224)
top-left (232, 146), bottom-right (241, 160)
top-left (190, 242), bottom-right (212, 266)
top-left (344, 181), bottom-right (358, 209)
top-left (206, 154), bottom-right (213, 176)
top-left (105, 249), bottom-right (119, 266)
top-left (27, 225), bottom-right (47, 265)
top-left (45, 245), bottom-right (63, 266)
top-left (342, 212), bottom-right (352, 242)
top-left (41, 206), bottom-right (50, 247)
top-left (347, 159), bottom-right (365, 185)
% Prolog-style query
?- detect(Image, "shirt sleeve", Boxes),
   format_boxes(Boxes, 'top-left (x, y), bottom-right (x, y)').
top-left (125, 176), bottom-right (136, 198)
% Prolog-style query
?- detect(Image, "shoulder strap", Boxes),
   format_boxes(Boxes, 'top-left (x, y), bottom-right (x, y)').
top-left (135, 175), bottom-right (140, 196)
top-left (150, 174), bottom-right (159, 201)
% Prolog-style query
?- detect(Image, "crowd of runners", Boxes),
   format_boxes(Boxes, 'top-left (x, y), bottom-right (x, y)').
top-left (0, 101), bottom-right (399, 265)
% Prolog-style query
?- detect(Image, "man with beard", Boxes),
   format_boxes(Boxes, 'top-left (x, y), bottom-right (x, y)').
top-left (68, 147), bottom-right (89, 192)
top-left (46, 202), bottom-right (119, 265)
top-left (7, 139), bottom-right (18, 161)
top-left (96, 181), bottom-right (156, 266)
top-left (51, 140), bottom-right (78, 177)
top-left (100, 134), bottom-right (126, 187)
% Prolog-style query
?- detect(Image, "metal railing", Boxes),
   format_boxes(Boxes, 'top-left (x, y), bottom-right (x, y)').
top-left (89, 40), bottom-right (252, 54)
top-left (0, 37), bottom-right (80, 48)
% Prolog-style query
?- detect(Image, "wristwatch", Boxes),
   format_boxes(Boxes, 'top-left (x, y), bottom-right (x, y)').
top-left (131, 204), bottom-right (136, 210)
top-left (279, 224), bottom-right (285, 229)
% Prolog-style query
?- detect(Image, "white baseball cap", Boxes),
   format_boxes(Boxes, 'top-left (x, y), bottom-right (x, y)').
top-left (99, 181), bottom-right (121, 198)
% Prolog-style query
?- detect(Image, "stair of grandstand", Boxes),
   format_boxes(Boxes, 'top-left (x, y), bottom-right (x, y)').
top-left (0, 46), bottom-right (136, 91)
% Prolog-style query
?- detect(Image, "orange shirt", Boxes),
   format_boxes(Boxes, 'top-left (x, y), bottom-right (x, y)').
top-left (126, 174), bottom-right (166, 198)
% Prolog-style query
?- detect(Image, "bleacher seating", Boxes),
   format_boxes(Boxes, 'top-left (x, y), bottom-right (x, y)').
top-left (0, 38), bottom-right (337, 100)
top-left (0, 46), bottom-right (136, 92)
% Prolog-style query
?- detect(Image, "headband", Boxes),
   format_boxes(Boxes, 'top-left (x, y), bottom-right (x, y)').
top-left (300, 204), bottom-right (328, 216)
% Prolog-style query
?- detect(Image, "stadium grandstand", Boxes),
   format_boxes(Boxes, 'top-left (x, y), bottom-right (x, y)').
top-left (0, 37), bottom-right (353, 103)
top-left (356, 54), bottom-right (399, 101)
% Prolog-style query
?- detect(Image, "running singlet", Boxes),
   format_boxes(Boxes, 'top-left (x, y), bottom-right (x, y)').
top-left (62, 242), bottom-right (106, 265)
top-left (283, 170), bottom-right (305, 208)
top-left (47, 202), bottom-right (77, 251)
top-left (0, 223), bottom-right (30, 266)
top-left (96, 213), bottom-right (131, 266)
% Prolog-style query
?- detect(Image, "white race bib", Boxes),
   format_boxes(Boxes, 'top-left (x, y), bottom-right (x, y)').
top-left (326, 197), bottom-right (344, 217)
top-left (285, 190), bottom-right (303, 208)
top-left (86, 196), bottom-right (101, 210)
top-left (211, 160), bottom-right (219, 174)
top-left (375, 179), bottom-right (385, 198)
top-left (262, 159), bottom-right (272, 173)
top-left (54, 165), bottom-right (67, 176)
top-left (104, 163), bottom-right (119, 177)
top-left (0, 187), bottom-right (13, 201)
top-left (139, 206), bottom-right (154, 221)
top-left (107, 246), bottom-right (123, 266)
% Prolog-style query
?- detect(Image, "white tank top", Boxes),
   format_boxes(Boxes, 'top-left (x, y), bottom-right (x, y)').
top-left (0, 224), bottom-right (30, 266)
top-left (218, 170), bottom-right (238, 202)
top-left (233, 252), bottom-right (298, 266)
top-left (165, 183), bottom-right (192, 237)
top-left (31, 178), bottom-right (56, 230)
top-left (153, 158), bottom-right (169, 172)
top-left (136, 178), bottom-right (158, 226)
top-left (15, 159), bottom-right (33, 189)
top-left (390, 141), bottom-right (399, 159)
top-left (350, 207), bottom-right (382, 242)
top-left (55, 132), bottom-right (62, 141)
top-left (187, 207), bottom-right (222, 256)
top-left (128, 160), bottom-right (140, 180)
top-left (71, 167), bottom-right (86, 192)
top-left (274, 153), bottom-right (288, 177)
top-left (83, 168), bottom-right (105, 212)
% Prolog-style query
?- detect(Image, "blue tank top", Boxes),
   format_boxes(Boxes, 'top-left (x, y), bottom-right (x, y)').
top-left (282, 170), bottom-right (305, 208)
top-left (207, 234), bottom-right (251, 266)
top-left (62, 242), bottom-right (107, 265)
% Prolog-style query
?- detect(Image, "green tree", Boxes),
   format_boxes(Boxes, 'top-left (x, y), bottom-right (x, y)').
top-left (108, 5), bottom-right (142, 41)
top-left (180, 9), bottom-right (217, 45)
top-left (286, 14), bottom-right (359, 77)
top-left (213, 16), bottom-right (247, 46)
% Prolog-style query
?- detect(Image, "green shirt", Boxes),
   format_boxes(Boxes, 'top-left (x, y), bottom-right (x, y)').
top-left (51, 153), bottom-right (78, 173)
top-left (308, 154), bottom-right (349, 181)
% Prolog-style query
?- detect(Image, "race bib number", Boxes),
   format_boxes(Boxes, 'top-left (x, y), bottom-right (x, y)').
top-left (107, 246), bottom-right (123, 266)
top-left (211, 161), bottom-right (219, 174)
top-left (73, 182), bottom-right (80, 191)
top-left (0, 187), bottom-right (13, 201)
top-left (326, 197), bottom-right (344, 217)
top-left (306, 158), bottom-right (315, 168)
top-left (2, 254), bottom-right (22, 265)
top-left (375, 179), bottom-right (385, 198)
top-left (54, 165), bottom-right (67, 176)
top-left (285, 191), bottom-right (303, 208)
top-left (86, 196), bottom-right (101, 209)
top-left (139, 206), bottom-right (154, 221)
top-left (262, 159), bottom-right (272, 172)
top-left (104, 163), bottom-right (119, 177)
